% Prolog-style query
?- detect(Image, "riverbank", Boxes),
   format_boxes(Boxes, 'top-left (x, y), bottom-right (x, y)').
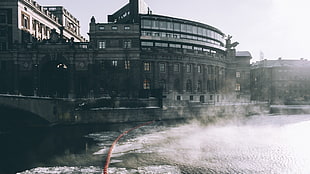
top-left (270, 105), bottom-right (310, 115)
top-left (72, 102), bottom-right (270, 124)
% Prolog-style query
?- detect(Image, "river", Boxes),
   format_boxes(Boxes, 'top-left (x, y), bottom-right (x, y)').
top-left (1, 114), bottom-right (310, 174)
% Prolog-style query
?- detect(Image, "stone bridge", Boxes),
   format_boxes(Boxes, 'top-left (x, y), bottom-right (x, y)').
top-left (0, 95), bottom-right (162, 125)
top-left (0, 95), bottom-right (76, 124)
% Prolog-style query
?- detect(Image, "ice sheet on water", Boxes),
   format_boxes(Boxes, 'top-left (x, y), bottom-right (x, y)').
top-left (86, 131), bottom-right (119, 143)
top-left (17, 166), bottom-right (102, 174)
top-left (137, 165), bottom-right (181, 174)
top-left (107, 165), bottom-right (181, 174)
top-left (18, 165), bottom-right (181, 174)
top-left (90, 125), bottom-right (169, 156)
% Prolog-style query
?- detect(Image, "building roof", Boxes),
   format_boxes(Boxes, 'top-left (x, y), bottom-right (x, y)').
top-left (236, 51), bottom-right (252, 57)
top-left (252, 58), bottom-right (310, 68)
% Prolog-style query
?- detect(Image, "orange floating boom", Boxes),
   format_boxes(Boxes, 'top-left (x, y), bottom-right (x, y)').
top-left (103, 120), bottom-right (155, 174)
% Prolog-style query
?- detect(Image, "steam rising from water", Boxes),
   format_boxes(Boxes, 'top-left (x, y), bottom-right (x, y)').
top-left (19, 115), bottom-right (310, 174)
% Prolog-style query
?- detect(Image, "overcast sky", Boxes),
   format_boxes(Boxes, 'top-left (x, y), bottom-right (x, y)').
top-left (38, 0), bottom-right (310, 62)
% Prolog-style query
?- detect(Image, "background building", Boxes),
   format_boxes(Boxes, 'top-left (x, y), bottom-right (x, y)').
top-left (0, 0), bottom-right (85, 51)
top-left (251, 58), bottom-right (310, 104)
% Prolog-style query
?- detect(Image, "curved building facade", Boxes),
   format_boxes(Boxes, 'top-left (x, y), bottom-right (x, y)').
top-left (138, 14), bottom-right (228, 102)
top-left (140, 14), bottom-right (225, 52)
top-left (88, 0), bottom-right (251, 103)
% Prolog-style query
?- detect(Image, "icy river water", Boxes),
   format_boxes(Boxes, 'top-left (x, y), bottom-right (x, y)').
top-left (1, 114), bottom-right (310, 174)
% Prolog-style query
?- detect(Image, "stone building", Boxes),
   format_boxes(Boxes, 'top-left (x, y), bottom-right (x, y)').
top-left (251, 58), bottom-right (310, 104)
top-left (0, 0), bottom-right (84, 51)
top-left (0, 0), bottom-right (251, 105)
top-left (235, 51), bottom-right (252, 101)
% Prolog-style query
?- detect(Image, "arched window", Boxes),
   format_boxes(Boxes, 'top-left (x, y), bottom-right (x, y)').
top-left (186, 79), bottom-right (192, 92)
top-left (197, 80), bottom-right (202, 92)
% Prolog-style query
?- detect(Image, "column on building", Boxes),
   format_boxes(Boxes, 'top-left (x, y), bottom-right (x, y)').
top-left (192, 63), bottom-right (197, 94)
top-left (153, 61), bottom-right (158, 90)
top-left (13, 53), bottom-right (19, 95)
top-left (212, 66), bottom-right (216, 92)
top-left (202, 64), bottom-right (207, 94)
top-left (180, 62), bottom-right (185, 93)
top-left (68, 56), bottom-right (76, 98)
top-left (32, 52), bottom-right (39, 96)
top-left (167, 62), bottom-right (173, 93)
top-left (215, 66), bottom-right (220, 92)
top-left (220, 67), bottom-right (225, 93)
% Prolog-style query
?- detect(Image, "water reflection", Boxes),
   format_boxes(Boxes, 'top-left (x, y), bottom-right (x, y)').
top-left (13, 115), bottom-right (310, 174)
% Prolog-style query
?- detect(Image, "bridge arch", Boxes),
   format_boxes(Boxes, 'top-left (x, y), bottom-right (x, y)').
top-left (0, 104), bottom-right (49, 130)
top-left (39, 57), bottom-right (70, 98)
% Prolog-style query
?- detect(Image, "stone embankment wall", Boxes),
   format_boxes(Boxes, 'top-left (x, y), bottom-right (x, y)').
top-left (74, 103), bottom-right (269, 124)
top-left (270, 105), bottom-right (310, 115)
top-left (0, 94), bottom-right (269, 125)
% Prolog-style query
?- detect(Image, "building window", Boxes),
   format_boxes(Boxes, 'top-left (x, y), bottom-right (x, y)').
top-left (183, 45), bottom-right (193, 50)
top-left (159, 63), bottom-right (165, 72)
top-left (186, 79), bottom-right (192, 92)
top-left (141, 19), bottom-right (152, 28)
top-left (0, 14), bottom-right (6, 24)
top-left (200, 95), bottom-right (205, 103)
top-left (112, 26), bottom-right (118, 30)
top-left (176, 96), bottom-right (181, 101)
top-left (174, 64), bottom-right (180, 72)
top-left (79, 44), bottom-right (88, 49)
top-left (124, 26), bottom-right (130, 30)
top-left (141, 41), bottom-right (153, 47)
top-left (198, 65), bottom-right (202, 73)
top-left (99, 26), bottom-right (105, 30)
top-left (124, 40), bottom-right (131, 48)
top-left (112, 60), bottom-right (118, 67)
top-left (173, 23), bottom-right (181, 31)
top-left (190, 96), bottom-right (194, 101)
top-left (144, 62), bottom-right (151, 71)
top-left (170, 43), bottom-right (181, 48)
top-left (98, 41), bottom-right (106, 49)
top-left (125, 60), bottom-right (130, 70)
top-left (143, 79), bottom-right (151, 89)
top-left (236, 72), bottom-right (241, 78)
top-left (154, 32), bottom-right (160, 37)
top-left (21, 13), bottom-right (30, 29)
top-left (197, 80), bottom-right (202, 92)
top-left (186, 64), bottom-right (192, 73)
top-left (235, 83), bottom-right (241, 91)
top-left (159, 21), bottom-right (167, 30)
top-left (152, 20), bottom-right (159, 29)
top-left (155, 42), bottom-right (168, 47)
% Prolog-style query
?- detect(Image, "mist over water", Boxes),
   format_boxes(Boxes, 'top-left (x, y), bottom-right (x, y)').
top-left (18, 114), bottom-right (310, 174)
